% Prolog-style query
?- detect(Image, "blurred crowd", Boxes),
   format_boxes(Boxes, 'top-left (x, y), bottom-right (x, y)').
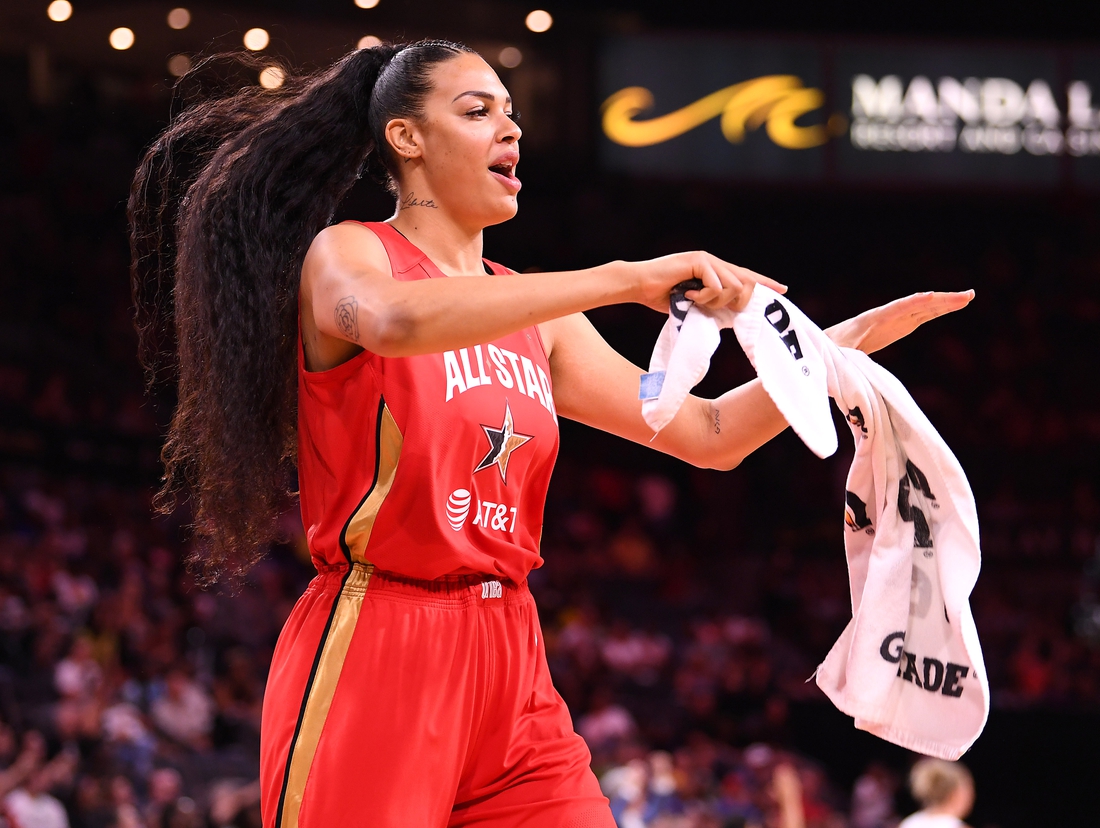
top-left (0, 464), bottom-right (310, 827)
top-left (1, 59), bottom-right (1099, 828)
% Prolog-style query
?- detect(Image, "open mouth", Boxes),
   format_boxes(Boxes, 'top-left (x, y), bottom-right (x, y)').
top-left (488, 154), bottom-right (521, 192)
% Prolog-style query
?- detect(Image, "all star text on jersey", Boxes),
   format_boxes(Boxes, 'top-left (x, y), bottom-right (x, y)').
top-left (443, 345), bottom-right (556, 418)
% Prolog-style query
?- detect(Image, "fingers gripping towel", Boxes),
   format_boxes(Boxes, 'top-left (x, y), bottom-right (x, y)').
top-left (640, 288), bottom-right (733, 435)
top-left (643, 285), bottom-right (989, 759)
top-left (641, 286), bottom-right (836, 457)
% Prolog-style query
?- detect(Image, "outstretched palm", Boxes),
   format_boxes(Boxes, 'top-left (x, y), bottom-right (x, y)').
top-left (826, 290), bottom-right (975, 355)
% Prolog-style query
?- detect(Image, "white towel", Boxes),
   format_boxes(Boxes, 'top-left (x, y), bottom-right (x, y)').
top-left (639, 288), bottom-right (733, 435)
top-left (642, 285), bottom-right (989, 759)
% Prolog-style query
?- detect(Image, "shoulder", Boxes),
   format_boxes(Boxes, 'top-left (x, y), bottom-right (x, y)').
top-left (897, 814), bottom-right (963, 828)
top-left (4, 789), bottom-right (29, 807)
top-left (303, 222), bottom-right (392, 280)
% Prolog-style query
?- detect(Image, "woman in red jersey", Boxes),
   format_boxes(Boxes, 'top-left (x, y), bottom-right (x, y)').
top-left (129, 40), bottom-right (971, 828)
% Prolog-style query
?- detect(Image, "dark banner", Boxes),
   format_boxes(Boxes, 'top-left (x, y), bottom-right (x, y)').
top-left (1067, 51), bottom-right (1100, 186)
top-left (837, 45), bottom-right (1061, 186)
top-left (598, 35), bottom-right (1100, 188)
top-left (599, 35), bottom-right (829, 182)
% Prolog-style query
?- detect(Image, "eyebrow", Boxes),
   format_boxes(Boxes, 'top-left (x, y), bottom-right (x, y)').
top-left (452, 90), bottom-right (513, 105)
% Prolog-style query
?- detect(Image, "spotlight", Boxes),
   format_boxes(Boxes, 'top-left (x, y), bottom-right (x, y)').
top-left (109, 27), bottom-right (134, 50)
top-left (259, 66), bottom-right (285, 89)
top-left (167, 8), bottom-right (191, 30)
top-left (525, 9), bottom-right (552, 32)
top-left (243, 28), bottom-right (269, 51)
top-left (354, 0), bottom-right (381, 8)
top-left (167, 54), bottom-right (191, 77)
top-left (499, 47), bottom-right (522, 69)
top-left (358, 35), bottom-right (382, 49)
top-left (47, 1), bottom-right (72, 22)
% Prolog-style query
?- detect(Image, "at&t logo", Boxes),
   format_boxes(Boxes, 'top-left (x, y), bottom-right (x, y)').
top-left (444, 488), bottom-right (519, 534)
top-left (446, 489), bottom-right (472, 531)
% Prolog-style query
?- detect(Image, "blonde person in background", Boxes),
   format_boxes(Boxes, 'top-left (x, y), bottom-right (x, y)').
top-left (899, 759), bottom-right (975, 828)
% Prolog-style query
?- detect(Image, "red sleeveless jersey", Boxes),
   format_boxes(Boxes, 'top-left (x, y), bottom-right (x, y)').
top-left (296, 222), bottom-right (559, 584)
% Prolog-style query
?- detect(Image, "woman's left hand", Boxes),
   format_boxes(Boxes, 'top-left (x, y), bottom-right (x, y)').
top-left (824, 290), bottom-right (975, 354)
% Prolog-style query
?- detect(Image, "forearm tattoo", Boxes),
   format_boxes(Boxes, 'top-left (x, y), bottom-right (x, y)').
top-left (334, 296), bottom-right (359, 341)
top-left (400, 191), bottom-right (437, 209)
top-left (714, 408), bottom-right (721, 435)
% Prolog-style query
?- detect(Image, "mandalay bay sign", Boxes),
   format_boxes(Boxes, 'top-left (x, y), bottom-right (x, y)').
top-left (598, 35), bottom-right (1100, 186)
top-left (602, 76), bottom-right (834, 151)
top-left (847, 75), bottom-right (1100, 157)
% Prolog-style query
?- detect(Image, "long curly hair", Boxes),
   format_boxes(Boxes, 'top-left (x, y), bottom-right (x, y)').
top-left (128, 40), bottom-right (474, 583)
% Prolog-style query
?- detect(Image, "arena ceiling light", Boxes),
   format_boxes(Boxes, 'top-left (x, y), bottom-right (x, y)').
top-left (47, 1), bottom-right (72, 22)
top-left (354, 0), bottom-right (381, 8)
top-left (499, 47), bottom-right (522, 68)
top-left (168, 54), bottom-right (191, 76)
top-left (259, 66), bottom-right (285, 89)
top-left (243, 28), bottom-right (270, 51)
top-left (167, 8), bottom-right (191, 30)
top-left (109, 27), bottom-right (135, 50)
top-left (358, 35), bottom-right (382, 49)
top-left (525, 9), bottom-right (552, 32)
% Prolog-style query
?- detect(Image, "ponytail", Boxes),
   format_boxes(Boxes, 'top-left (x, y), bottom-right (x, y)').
top-left (128, 40), bottom-right (472, 582)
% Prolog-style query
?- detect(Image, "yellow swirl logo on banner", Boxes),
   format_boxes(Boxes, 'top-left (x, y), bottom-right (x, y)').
top-left (601, 75), bottom-right (828, 150)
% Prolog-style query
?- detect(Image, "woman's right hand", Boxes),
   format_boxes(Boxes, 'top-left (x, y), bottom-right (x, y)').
top-left (628, 251), bottom-right (788, 314)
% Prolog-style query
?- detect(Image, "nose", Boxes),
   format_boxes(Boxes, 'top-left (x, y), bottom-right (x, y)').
top-left (501, 116), bottom-right (521, 144)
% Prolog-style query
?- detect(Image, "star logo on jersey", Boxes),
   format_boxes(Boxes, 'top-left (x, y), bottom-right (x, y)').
top-left (474, 400), bottom-right (533, 484)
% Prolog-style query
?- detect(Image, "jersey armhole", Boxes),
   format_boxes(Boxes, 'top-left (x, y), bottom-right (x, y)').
top-left (482, 258), bottom-right (553, 361)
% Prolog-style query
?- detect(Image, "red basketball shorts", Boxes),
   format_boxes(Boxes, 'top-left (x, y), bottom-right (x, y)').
top-left (260, 563), bottom-right (614, 828)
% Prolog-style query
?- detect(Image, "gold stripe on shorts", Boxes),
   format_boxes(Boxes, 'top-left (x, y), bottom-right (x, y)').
top-left (277, 563), bottom-right (372, 828)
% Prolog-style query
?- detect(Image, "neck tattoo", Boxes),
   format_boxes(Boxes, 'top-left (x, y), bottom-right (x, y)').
top-left (401, 191), bottom-right (437, 209)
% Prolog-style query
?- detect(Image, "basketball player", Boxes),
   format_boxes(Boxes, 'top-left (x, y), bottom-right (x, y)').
top-left (128, 40), bottom-right (973, 828)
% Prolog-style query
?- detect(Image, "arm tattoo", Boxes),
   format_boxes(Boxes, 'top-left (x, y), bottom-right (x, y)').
top-left (334, 296), bottom-right (359, 341)
top-left (714, 408), bottom-right (721, 435)
top-left (400, 191), bottom-right (438, 209)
